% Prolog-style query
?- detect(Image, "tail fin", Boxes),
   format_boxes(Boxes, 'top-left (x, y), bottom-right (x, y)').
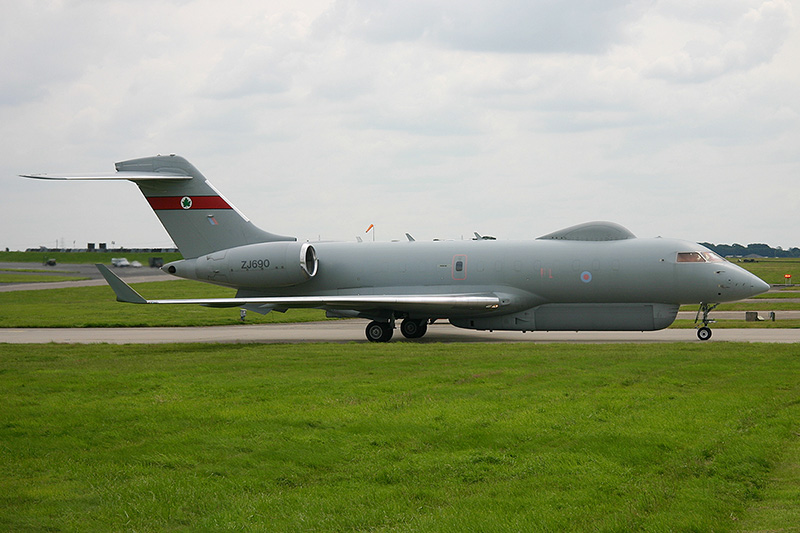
top-left (23, 154), bottom-right (295, 258)
top-left (116, 155), bottom-right (294, 258)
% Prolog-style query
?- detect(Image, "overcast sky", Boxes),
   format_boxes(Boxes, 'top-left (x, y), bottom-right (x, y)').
top-left (3, 0), bottom-right (799, 251)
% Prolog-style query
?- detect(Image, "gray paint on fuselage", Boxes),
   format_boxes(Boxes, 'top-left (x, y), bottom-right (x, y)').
top-left (219, 236), bottom-right (760, 309)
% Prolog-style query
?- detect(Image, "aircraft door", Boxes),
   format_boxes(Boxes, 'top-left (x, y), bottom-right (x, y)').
top-left (452, 255), bottom-right (467, 281)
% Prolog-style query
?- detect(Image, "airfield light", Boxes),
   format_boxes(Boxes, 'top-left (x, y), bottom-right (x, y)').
top-left (785, 274), bottom-right (792, 286)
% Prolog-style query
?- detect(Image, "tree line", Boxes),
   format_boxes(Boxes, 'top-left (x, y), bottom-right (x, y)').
top-left (701, 242), bottom-right (800, 258)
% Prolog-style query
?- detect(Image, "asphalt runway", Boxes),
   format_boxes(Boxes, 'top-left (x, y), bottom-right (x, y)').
top-left (2, 321), bottom-right (798, 344)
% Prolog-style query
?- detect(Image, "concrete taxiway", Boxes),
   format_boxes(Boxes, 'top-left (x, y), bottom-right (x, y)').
top-left (2, 321), bottom-right (798, 344)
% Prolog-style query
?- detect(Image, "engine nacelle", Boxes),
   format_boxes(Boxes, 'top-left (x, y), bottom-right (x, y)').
top-left (165, 241), bottom-right (318, 288)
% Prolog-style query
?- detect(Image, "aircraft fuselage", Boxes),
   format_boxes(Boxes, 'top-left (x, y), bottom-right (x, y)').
top-left (165, 236), bottom-right (767, 332)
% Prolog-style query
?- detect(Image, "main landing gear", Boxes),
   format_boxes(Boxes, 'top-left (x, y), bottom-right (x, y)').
top-left (365, 319), bottom-right (429, 342)
top-left (400, 319), bottom-right (427, 339)
top-left (694, 302), bottom-right (719, 341)
top-left (365, 321), bottom-right (393, 342)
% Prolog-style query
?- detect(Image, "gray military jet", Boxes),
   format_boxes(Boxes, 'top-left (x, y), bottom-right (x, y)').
top-left (23, 154), bottom-right (769, 342)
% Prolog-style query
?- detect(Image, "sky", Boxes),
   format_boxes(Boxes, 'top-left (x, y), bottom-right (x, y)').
top-left (3, 0), bottom-right (799, 251)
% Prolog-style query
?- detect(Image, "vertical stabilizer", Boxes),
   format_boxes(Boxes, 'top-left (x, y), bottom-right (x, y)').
top-left (117, 155), bottom-right (295, 258)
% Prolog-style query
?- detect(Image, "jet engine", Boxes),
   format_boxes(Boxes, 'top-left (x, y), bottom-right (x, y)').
top-left (165, 241), bottom-right (318, 288)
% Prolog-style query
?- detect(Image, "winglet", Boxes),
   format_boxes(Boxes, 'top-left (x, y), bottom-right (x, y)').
top-left (95, 264), bottom-right (148, 304)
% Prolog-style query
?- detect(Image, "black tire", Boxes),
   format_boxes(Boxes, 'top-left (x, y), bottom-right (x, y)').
top-left (400, 319), bottom-right (428, 339)
top-left (366, 321), bottom-right (393, 342)
top-left (697, 327), bottom-right (712, 341)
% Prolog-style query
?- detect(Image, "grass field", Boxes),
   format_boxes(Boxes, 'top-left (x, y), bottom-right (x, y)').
top-left (752, 291), bottom-right (800, 298)
top-left (0, 274), bottom-right (90, 283)
top-left (0, 280), bottom-right (331, 327)
top-left (1, 343), bottom-right (798, 531)
top-left (731, 258), bottom-right (800, 286)
top-left (0, 267), bottom-right (89, 284)
top-left (0, 250), bottom-right (184, 265)
top-left (671, 318), bottom-right (800, 329)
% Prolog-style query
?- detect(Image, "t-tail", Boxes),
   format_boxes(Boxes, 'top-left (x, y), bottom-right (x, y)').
top-left (22, 154), bottom-right (295, 258)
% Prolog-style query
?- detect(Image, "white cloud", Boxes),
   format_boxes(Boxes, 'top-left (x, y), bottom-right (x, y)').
top-left (2, 0), bottom-right (800, 251)
top-left (315, 0), bottom-right (647, 53)
top-left (643, 0), bottom-right (794, 82)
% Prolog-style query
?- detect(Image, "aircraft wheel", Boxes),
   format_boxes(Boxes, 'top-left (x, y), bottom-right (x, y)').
top-left (400, 319), bottom-right (428, 339)
top-left (366, 321), bottom-right (393, 342)
top-left (697, 327), bottom-right (712, 341)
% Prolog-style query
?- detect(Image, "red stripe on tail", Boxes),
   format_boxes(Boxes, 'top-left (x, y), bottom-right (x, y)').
top-left (147, 196), bottom-right (232, 210)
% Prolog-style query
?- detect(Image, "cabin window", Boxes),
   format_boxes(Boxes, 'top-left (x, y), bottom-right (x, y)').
top-left (452, 255), bottom-right (468, 281)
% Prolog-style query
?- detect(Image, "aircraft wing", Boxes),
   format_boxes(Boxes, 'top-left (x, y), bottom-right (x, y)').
top-left (96, 264), bottom-right (502, 312)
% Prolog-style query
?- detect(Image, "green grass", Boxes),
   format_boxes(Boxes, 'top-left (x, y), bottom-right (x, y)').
top-left (0, 250), bottom-right (183, 265)
top-left (751, 290), bottom-right (800, 298)
top-left (1, 268), bottom-right (80, 273)
top-left (681, 301), bottom-right (800, 312)
top-left (740, 438), bottom-right (800, 531)
top-left (0, 266), bottom-right (89, 283)
top-left (732, 258), bottom-right (800, 285)
top-left (0, 274), bottom-right (90, 283)
top-left (0, 280), bottom-right (332, 327)
top-left (1, 343), bottom-right (798, 531)
top-left (671, 319), bottom-right (800, 329)
top-left (671, 318), bottom-right (800, 329)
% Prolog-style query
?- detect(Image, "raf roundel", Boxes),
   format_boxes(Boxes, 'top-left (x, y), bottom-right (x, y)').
top-left (580, 271), bottom-right (592, 283)
top-left (180, 196), bottom-right (192, 209)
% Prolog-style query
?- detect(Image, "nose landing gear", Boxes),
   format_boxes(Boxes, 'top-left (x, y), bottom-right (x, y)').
top-left (694, 302), bottom-right (719, 341)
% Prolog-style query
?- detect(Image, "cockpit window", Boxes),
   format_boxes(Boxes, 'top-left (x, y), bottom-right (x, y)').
top-left (677, 252), bottom-right (705, 262)
top-left (701, 251), bottom-right (724, 262)
top-left (677, 251), bottom-right (725, 263)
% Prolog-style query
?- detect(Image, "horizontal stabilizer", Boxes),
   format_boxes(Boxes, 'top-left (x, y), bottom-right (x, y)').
top-left (20, 172), bottom-right (191, 181)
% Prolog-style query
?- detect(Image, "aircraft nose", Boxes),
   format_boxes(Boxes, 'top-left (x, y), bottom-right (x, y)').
top-left (752, 276), bottom-right (770, 296)
top-left (736, 269), bottom-right (770, 299)
top-left (715, 266), bottom-right (770, 301)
